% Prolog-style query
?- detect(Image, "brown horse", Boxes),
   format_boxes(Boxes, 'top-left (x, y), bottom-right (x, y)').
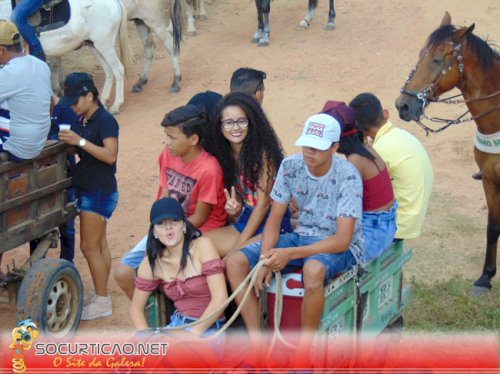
top-left (395, 12), bottom-right (500, 294)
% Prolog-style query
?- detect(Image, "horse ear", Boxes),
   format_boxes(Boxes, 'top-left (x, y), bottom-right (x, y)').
top-left (441, 11), bottom-right (452, 26)
top-left (453, 24), bottom-right (475, 43)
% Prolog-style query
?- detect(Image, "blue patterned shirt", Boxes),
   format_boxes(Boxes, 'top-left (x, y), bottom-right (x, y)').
top-left (271, 153), bottom-right (364, 262)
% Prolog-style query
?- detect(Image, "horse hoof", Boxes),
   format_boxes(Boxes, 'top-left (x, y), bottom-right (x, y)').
top-left (469, 285), bottom-right (491, 297)
top-left (258, 38), bottom-right (269, 47)
top-left (131, 85), bottom-right (143, 93)
top-left (187, 30), bottom-right (197, 37)
top-left (169, 85), bottom-right (181, 94)
top-left (296, 19), bottom-right (309, 30)
top-left (325, 21), bottom-right (336, 31)
top-left (252, 30), bottom-right (264, 43)
top-left (199, 14), bottom-right (208, 21)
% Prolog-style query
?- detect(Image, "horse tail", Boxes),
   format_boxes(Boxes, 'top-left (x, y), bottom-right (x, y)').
top-left (171, 0), bottom-right (183, 55)
top-left (117, 0), bottom-right (134, 76)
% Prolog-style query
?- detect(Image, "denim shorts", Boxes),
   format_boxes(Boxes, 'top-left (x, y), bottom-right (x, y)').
top-left (240, 232), bottom-right (357, 284)
top-left (120, 234), bottom-right (147, 269)
top-left (361, 201), bottom-right (398, 265)
top-left (77, 189), bottom-right (118, 219)
top-left (167, 310), bottom-right (225, 338)
top-left (233, 205), bottom-right (293, 235)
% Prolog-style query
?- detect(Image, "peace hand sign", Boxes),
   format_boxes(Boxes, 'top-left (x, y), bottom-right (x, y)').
top-left (224, 186), bottom-right (242, 217)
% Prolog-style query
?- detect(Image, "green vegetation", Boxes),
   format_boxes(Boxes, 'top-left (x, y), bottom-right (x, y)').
top-left (403, 276), bottom-right (500, 331)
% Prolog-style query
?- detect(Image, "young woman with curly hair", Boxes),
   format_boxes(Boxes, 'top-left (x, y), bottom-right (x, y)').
top-left (203, 92), bottom-right (291, 257)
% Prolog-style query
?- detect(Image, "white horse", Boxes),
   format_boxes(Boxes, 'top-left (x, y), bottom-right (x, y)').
top-left (1, 0), bottom-right (133, 114)
top-left (2, 0), bottom-right (184, 114)
top-left (122, 0), bottom-right (183, 95)
top-left (51, 0), bottom-right (184, 97)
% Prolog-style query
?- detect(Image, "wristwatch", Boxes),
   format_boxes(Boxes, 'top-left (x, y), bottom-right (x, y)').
top-left (79, 138), bottom-right (87, 148)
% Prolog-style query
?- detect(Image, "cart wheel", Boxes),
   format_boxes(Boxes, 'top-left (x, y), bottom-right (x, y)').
top-left (16, 258), bottom-right (83, 338)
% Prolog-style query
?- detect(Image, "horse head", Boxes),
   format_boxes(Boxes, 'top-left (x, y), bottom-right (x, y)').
top-left (395, 12), bottom-right (475, 122)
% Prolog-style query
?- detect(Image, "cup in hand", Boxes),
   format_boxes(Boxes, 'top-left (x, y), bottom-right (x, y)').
top-left (59, 124), bottom-right (71, 132)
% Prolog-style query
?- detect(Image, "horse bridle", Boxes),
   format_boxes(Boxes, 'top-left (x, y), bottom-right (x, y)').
top-left (400, 38), bottom-right (500, 135)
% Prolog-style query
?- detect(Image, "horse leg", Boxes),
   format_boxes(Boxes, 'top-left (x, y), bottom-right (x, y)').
top-left (148, 22), bottom-right (181, 93)
top-left (131, 19), bottom-right (155, 93)
top-left (325, 0), bottom-right (336, 30)
top-left (297, 0), bottom-right (317, 30)
top-left (186, 0), bottom-right (197, 36)
top-left (252, 0), bottom-right (264, 43)
top-left (48, 56), bottom-right (63, 96)
top-left (198, 0), bottom-right (208, 21)
top-left (258, 0), bottom-right (270, 47)
top-left (471, 179), bottom-right (499, 295)
top-left (90, 44), bottom-right (125, 115)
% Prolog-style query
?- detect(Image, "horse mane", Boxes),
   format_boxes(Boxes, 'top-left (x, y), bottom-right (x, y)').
top-left (427, 24), bottom-right (500, 72)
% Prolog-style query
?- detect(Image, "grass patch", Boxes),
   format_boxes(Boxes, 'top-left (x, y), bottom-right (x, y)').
top-left (403, 275), bottom-right (500, 331)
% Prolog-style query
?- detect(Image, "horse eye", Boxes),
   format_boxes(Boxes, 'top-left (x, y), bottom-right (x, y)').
top-left (432, 58), bottom-right (443, 65)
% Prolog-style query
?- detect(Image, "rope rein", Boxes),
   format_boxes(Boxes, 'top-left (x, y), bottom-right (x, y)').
top-left (153, 260), bottom-right (290, 344)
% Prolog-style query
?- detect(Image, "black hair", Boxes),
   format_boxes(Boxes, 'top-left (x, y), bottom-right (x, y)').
top-left (338, 124), bottom-right (375, 161)
top-left (428, 25), bottom-right (499, 73)
top-left (161, 104), bottom-right (207, 142)
top-left (83, 86), bottom-right (102, 106)
top-left (206, 92), bottom-right (284, 192)
top-left (146, 220), bottom-right (202, 276)
top-left (230, 67), bottom-right (267, 96)
top-left (349, 93), bottom-right (385, 132)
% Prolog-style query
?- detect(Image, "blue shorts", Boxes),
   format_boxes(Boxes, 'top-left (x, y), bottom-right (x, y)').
top-left (240, 232), bottom-right (357, 284)
top-left (361, 201), bottom-right (398, 265)
top-left (120, 234), bottom-right (147, 269)
top-left (77, 189), bottom-right (118, 219)
top-left (167, 310), bottom-right (225, 338)
top-left (233, 205), bottom-right (293, 235)
top-left (0, 148), bottom-right (29, 162)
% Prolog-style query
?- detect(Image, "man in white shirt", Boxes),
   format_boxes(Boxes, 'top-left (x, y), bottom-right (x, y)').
top-left (0, 20), bottom-right (51, 162)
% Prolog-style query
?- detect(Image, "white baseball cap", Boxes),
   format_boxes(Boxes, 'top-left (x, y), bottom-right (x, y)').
top-left (295, 113), bottom-right (341, 150)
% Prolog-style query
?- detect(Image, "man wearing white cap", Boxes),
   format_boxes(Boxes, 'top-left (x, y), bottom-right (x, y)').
top-left (226, 112), bottom-right (363, 345)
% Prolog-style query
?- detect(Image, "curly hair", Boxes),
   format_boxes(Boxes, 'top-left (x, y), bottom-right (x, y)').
top-left (205, 92), bottom-right (284, 193)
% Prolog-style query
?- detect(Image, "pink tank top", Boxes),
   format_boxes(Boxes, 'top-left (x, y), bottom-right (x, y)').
top-left (135, 259), bottom-right (225, 319)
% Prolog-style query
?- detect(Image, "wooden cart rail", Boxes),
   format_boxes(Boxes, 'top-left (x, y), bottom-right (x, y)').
top-left (0, 141), bottom-right (77, 253)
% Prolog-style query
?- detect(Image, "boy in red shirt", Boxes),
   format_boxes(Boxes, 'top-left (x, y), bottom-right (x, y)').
top-left (114, 94), bottom-right (226, 300)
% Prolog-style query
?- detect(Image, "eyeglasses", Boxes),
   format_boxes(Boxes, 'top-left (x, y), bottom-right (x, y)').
top-left (221, 118), bottom-right (249, 130)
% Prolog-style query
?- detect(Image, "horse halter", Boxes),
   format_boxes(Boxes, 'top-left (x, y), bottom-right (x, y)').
top-left (400, 37), bottom-right (500, 135)
top-left (401, 41), bottom-right (464, 103)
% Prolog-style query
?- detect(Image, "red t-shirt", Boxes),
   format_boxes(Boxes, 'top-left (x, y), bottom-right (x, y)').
top-left (157, 148), bottom-right (227, 232)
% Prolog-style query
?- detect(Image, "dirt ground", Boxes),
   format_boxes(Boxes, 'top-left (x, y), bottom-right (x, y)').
top-left (1, 0), bottom-right (499, 333)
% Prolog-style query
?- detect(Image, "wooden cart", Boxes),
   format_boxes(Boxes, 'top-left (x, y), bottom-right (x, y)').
top-left (0, 141), bottom-right (82, 337)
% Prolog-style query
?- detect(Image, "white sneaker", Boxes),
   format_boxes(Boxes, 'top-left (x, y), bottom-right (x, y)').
top-left (83, 285), bottom-right (96, 306)
top-left (81, 295), bottom-right (112, 320)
